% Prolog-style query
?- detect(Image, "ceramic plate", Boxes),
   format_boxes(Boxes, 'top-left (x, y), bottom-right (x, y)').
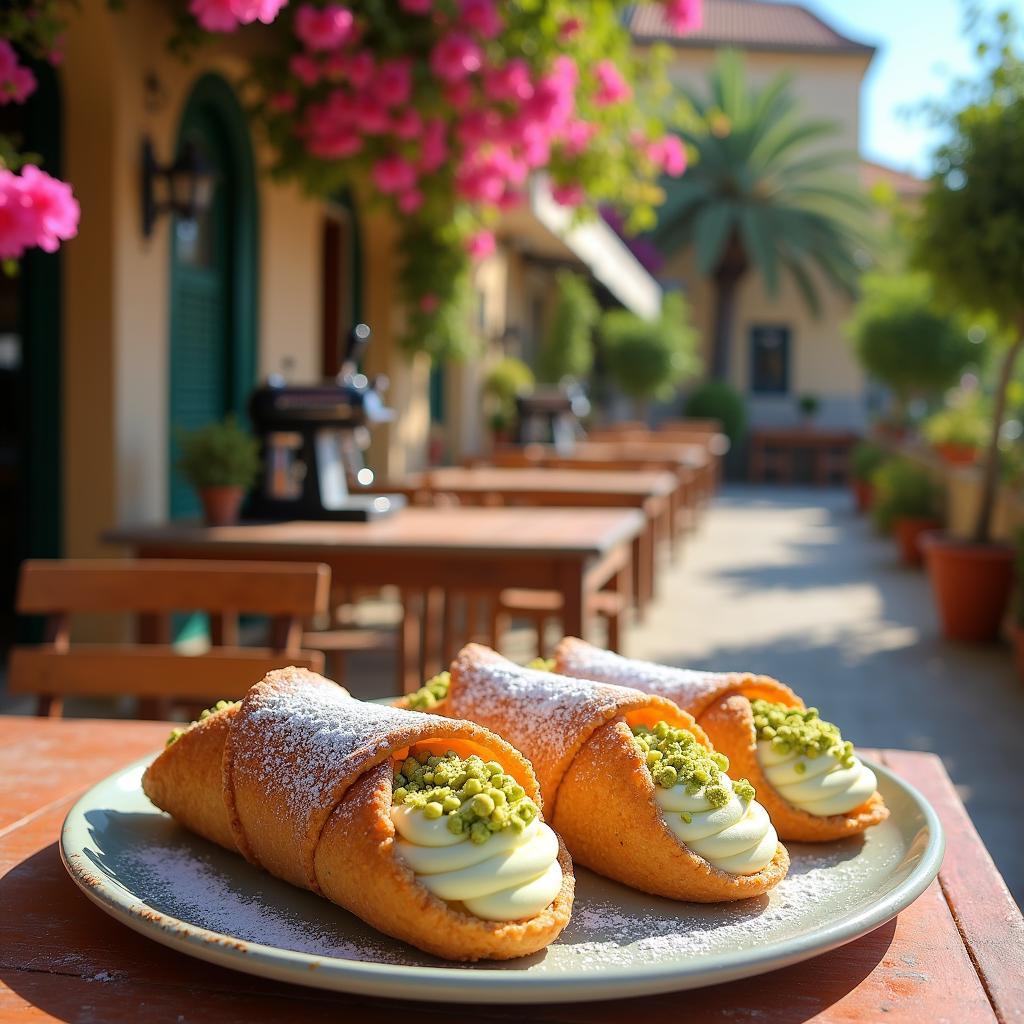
top-left (61, 754), bottom-right (943, 1004)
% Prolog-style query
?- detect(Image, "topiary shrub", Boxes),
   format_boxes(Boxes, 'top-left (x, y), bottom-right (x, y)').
top-left (683, 379), bottom-right (747, 445)
top-left (537, 271), bottom-right (599, 384)
top-left (176, 416), bottom-right (261, 490)
top-left (601, 291), bottom-right (699, 411)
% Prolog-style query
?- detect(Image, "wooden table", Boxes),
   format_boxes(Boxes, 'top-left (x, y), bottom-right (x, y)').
top-left (748, 428), bottom-right (860, 485)
top-left (2, 716), bottom-right (1021, 1023)
top-left (395, 467), bottom-right (678, 610)
top-left (105, 507), bottom-right (645, 693)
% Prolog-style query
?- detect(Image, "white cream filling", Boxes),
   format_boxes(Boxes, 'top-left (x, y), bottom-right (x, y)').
top-left (391, 804), bottom-right (562, 921)
top-left (758, 741), bottom-right (877, 816)
top-left (655, 775), bottom-right (778, 875)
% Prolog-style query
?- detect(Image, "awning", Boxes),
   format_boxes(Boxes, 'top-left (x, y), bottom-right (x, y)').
top-left (499, 176), bottom-right (663, 321)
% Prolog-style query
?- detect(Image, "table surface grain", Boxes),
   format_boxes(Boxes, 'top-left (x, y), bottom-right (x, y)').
top-left (401, 467), bottom-right (678, 498)
top-left (1, 716), bottom-right (1022, 1024)
top-left (104, 506), bottom-right (646, 559)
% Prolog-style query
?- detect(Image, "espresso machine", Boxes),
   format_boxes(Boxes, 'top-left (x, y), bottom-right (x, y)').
top-left (515, 383), bottom-right (591, 454)
top-left (246, 324), bottom-right (405, 521)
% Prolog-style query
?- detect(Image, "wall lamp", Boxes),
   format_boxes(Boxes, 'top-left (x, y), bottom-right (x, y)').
top-left (141, 137), bottom-right (217, 238)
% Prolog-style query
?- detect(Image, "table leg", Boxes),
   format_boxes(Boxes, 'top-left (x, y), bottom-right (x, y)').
top-left (398, 589), bottom-right (423, 694)
top-left (557, 562), bottom-right (587, 642)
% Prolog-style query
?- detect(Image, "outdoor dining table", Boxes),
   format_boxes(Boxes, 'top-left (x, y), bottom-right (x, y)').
top-left (104, 506), bottom-right (645, 694)
top-left (391, 466), bottom-right (678, 611)
top-left (2, 714), bottom-right (1021, 1022)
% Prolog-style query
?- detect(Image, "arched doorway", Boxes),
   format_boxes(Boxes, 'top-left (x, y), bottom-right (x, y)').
top-left (168, 74), bottom-right (258, 519)
top-left (0, 61), bottom-right (62, 651)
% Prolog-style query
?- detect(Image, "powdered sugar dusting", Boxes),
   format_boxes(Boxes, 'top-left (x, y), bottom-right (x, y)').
top-left (449, 645), bottom-right (680, 802)
top-left (555, 638), bottom-right (800, 717)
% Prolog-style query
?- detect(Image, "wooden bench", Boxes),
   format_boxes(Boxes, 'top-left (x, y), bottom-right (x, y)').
top-left (10, 559), bottom-right (331, 717)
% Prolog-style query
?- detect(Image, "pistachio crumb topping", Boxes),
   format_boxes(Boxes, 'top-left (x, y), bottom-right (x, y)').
top-left (526, 658), bottom-right (556, 671)
top-left (393, 750), bottom-right (539, 844)
top-left (631, 721), bottom-right (755, 808)
top-left (406, 671), bottom-right (451, 710)
top-left (751, 699), bottom-right (856, 768)
top-left (165, 699), bottom-right (239, 747)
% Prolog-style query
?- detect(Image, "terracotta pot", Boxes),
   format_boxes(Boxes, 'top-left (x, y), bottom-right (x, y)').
top-left (922, 533), bottom-right (1014, 642)
top-left (852, 479), bottom-right (875, 514)
top-left (933, 442), bottom-right (978, 466)
top-left (1010, 624), bottom-right (1024, 683)
top-left (892, 516), bottom-right (942, 566)
top-left (199, 485), bottom-right (246, 527)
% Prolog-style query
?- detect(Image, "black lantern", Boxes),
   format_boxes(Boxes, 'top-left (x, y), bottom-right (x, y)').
top-left (140, 138), bottom-right (217, 237)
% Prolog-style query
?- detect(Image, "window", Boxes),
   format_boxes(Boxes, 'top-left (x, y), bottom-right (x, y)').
top-left (750, 325), bottom-right (791, 394)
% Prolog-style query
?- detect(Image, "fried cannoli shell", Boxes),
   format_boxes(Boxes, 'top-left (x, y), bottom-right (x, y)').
top-left (552, 717), bottom-right (789, 902)
top-left (554, 636), bottom-right (803, 718)
top-left (700, 695), bottom-right (889, 842)
top-left (315, 761), bottom-right (575, 961)
top-left (144, 667), bottom-right (573, 962)
top-left (222, 667), bottom-right (541, 890)
top-left (438, 643), bottom-right (709, 816)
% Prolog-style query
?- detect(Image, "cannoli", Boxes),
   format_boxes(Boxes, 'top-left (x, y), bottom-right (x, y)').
top-left (399, 644), bottom-right (788, 902)
top-left (143, 667), bottom-right (573, 962)
top-left (552, 638), bottom-right (888, 842)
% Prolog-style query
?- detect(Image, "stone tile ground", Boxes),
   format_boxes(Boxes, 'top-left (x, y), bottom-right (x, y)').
top-left (3, 484), bottom-right (1020, 905)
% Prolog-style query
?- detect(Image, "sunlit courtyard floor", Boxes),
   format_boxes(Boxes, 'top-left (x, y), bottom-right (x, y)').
top-left (2, 484), bottom-right (1021, 906)
top-left (630, 484), bottom-right (1024, 908)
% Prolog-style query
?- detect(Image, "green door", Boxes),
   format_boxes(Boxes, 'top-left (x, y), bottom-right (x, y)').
top-left (168, 75), bottom-right (258, 520)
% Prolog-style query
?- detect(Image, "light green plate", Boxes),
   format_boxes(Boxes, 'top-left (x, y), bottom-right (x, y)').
top-left (61, 755), bottom-right (943, 1004)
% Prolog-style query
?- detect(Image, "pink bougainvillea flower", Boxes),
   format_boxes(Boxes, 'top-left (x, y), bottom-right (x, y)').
top-left (430, 33), bottom-right (482, 83)
top-left (648, 133), bottom-right (688, 176)
top-left (419, 119), bottom-right (449, 171)
top-left (483, 58), bottom-right (533, 103)
top-left (460, 0), bottom-right (502, 39)
top-left (354, 97), bottom-right (390, 134)
top-left (375, 59), bottom-right (413, 106)
top-left (558, 16), bottom-right (583, 40)
top-left (551, 182), bottom-right (585, 207)
top-left (0, 171), bottom-right (35, 259)
top-left (663, 0), bottom-right (703, 32)
top-left (443, 79), bottom-right (475, 112)
top-left (190, 0), bottom-right (287, 31)
top-left (0, 43), bottom-right (36, 104)
top-left (346, 50), bottom-right (375, 88)
top-left (594, 59), bottom-right (631, 106)
top-left (400, 0), bottom-right (432, 12)
top-left (465, 229), bottom-right (496, 261)
top-left (392, 107), bottom-right (423, 140)
top-left (372, 155), bottom-right (418, 195)
top-left (562, 118), bottom-right (598, 157)
top-left (289, 52), bottom-right (321, 86)
top-left (294, 4), bottom-right (355, 51)
top-left (244, 0), bottom-right (289, 25)
top-left (398, 188), bottom-right (424, 213)
top-left (17, 164), bottom-right (80, 252)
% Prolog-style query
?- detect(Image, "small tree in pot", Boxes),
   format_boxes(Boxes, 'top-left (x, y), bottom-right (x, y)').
top-left (177, 417), bottom-right (261, 527)
top-left (913, 18), bottom-right (1024, 640)
top-left (846, 272), bottom-right (977, 430)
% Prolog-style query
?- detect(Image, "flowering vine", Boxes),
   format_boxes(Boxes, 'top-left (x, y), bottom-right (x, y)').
top-left (0, 4), bottom-right (79, 269)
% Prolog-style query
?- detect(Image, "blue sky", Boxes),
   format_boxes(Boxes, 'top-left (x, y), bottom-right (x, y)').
top-left (776, 0), bottom-right (1024, 175)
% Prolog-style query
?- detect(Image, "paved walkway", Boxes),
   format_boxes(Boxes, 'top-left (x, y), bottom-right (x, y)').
top-left (629, 484), bottom-right (1024, 907)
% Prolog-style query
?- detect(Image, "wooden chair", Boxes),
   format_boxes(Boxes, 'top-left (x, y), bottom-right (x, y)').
top-left (10, 559), bottom-right (332, 717)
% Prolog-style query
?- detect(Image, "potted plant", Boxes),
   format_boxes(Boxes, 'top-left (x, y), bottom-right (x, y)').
top-left (871, 459), bottom-right (944, 566)
top-left (797, 393), bottom-right (820, 425)
top-left (482, 357), bottom-right (535, 443)
top-left (847, 272), bottom-right (977, 432)
top-left (601, 292), bottom-right (700, 417)
top-left (922, 392), bottom-right (990, 466)
top-left (850, 441), bottom-right (888, 514)
top-left (177, 416), bottom-right (261, 527)
top-left (913, 38), bottom-right (1024, 642)
top-left (684, 379), bottom-right (747, 448)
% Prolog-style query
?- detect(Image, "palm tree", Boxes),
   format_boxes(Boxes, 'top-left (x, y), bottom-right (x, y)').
top-left (656, 51), bottom-right (870, 379)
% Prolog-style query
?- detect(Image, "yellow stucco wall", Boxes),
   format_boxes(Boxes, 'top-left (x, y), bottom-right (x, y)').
top-left (655, 45), bottom-right (872, 428)
top-left (59, 0), bottom-right (424, 557)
